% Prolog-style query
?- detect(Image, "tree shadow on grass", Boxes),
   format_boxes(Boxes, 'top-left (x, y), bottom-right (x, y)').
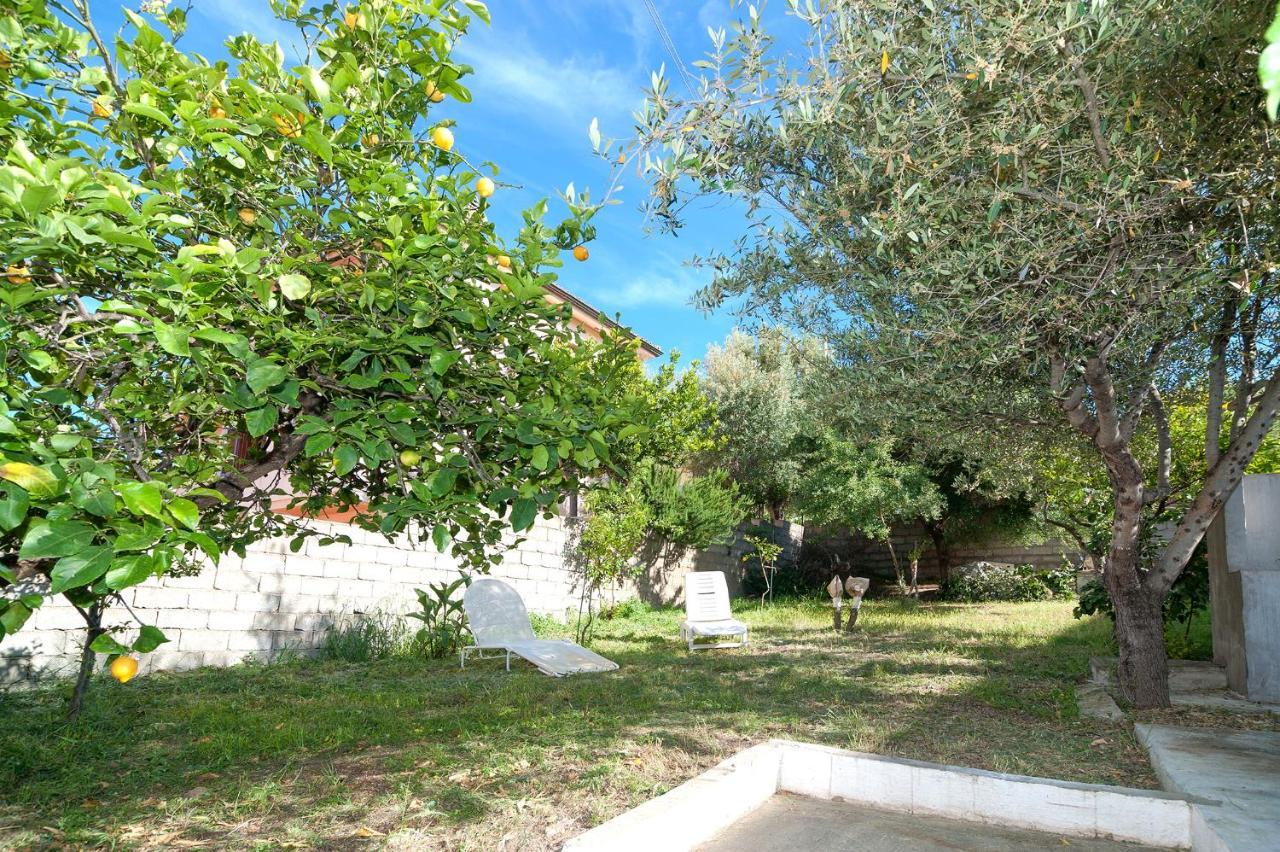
top-left (0, 602), bottom-right (1139, 849)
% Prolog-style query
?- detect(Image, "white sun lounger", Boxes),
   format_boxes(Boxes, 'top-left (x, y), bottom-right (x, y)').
top-left (680, 571), bottom-right (749, 651)
top-left (460, 577), bottom-right (619, 676)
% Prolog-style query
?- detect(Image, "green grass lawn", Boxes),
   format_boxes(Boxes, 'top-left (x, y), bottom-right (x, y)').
top-left (0, 598), bottom-right (1261, 850)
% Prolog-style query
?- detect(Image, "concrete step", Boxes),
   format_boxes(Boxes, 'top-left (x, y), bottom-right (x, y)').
top-left (1089, 656), bottom-right (1228, 692)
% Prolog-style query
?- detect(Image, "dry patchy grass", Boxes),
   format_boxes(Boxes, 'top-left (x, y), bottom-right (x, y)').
top-left (0, 598), bottom-right (1246, 850)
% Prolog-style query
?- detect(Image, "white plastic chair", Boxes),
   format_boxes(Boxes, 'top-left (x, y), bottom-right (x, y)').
top-left (680, 571), bottom-right (748, 651)
top-left (460, 577), bottom-right (618, 676)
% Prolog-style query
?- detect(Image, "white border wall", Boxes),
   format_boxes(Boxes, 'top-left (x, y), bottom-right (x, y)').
top-left (2, 515), bottom-right (582, 684)
top-left (565, 739), bottom-right (1196, 851)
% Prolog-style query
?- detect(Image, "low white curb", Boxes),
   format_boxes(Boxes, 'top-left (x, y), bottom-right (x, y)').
top-left (565, 739), bottom-right (1194, 851)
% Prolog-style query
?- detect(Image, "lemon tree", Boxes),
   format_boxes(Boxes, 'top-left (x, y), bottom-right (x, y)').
top-left (0, 0), bottom-right (635, 711)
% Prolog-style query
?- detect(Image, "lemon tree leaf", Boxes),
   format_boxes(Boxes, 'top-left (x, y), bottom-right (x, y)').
top-left (166, 497), bottom-right (201, 531)
top-left (89, 633), bottom-right (130, 654)
top-left (531, 445), bottom-right (550, 471)
top-left (0, 482), bottom-right (29, 531)
top-left (0, 461), bottom-right (58, 498)
top-left (245, 405), bottom-right (279, 438)
top-left (105, 554), bottom-right (156, 590)
top-left (510, 497), bottom-right (537, 531)
top-left (432, 523), bottom-right (450, 551)
top-left (19, 519), bottom-right (96, 559)
top-left (49, 546), bottom-right (113, 594)
top-left (116, 481), bottom-right (165, 520)
top-left (246, 359), bottom-right (287, 394)
top-left (277, 273), bottom-right (311, 300)
top-left (132, 624), bottom-right (169, 653)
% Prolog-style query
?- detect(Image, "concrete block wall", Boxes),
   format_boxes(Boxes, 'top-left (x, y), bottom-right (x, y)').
top-left (807, 522), bottom-right (1085, 586)
top-left (627, 520), bottom-right (803, 605)
top-left (1, 514), bottom-right (585, 685)
top-left (2, 516), bottom-right (806, 685)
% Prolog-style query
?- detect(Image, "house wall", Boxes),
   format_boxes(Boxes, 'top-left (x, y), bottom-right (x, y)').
top-left (1, 517), bottom-right (806, 686)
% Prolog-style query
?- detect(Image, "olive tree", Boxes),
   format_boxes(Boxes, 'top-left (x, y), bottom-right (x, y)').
top-left (0, 0), bottom-right (637, 715)
top-left (700, 328), bottom-right (826, 519)
top-left (634, 0), bottom-right (1280, 706)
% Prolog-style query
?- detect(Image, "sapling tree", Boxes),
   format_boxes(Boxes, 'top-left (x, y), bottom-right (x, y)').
top-left (791, 433), bottom-right (943, 592)
top-left (741, 531), bottom-right (783, 606)
top-left (634, 0), bottom-right (1280, 706)
top-left (0, 0), bottom-right (639, 715)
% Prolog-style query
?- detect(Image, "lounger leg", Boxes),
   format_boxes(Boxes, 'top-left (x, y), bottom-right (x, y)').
top-left (506, 651), bottom-right (511, 671)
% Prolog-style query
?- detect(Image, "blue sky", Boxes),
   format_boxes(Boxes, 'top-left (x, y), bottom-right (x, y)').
top-left (85, 0), bottom-right (763, 368)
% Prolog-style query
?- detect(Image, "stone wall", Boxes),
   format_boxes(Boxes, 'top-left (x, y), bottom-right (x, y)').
top-left (628, 520), bottom-right (804, 605)
top-left (1, 515), bottom-right (583, 685)
top-left (805, 522), bottom-right (1086, 586)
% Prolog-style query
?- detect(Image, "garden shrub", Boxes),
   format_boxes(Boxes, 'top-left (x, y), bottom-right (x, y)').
top-left (407, 577), bottom-right (471, 659)
top-left (600, 597), bottom-right (651, 620)
top-left (638, 462), bottom-right (749, 549)
top-left (939, 562), bottom-right (1076, 603)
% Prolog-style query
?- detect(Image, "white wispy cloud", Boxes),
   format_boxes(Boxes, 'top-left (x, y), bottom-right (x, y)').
top-left (594, 264), bottom-right (709, 309)
top-left (454, 32), bottom-right (643, 139)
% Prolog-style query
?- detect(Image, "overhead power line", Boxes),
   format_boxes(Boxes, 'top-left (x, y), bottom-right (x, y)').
top-left (642, 0), bottom-right (698, 93)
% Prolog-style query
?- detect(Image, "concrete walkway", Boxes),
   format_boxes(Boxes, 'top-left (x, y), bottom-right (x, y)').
top-left (1137, 724), bottom-right (1280, 851)
top-left (695, 794), bottom-right (1162, 852)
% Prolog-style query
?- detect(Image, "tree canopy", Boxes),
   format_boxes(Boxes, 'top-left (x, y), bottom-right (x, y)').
top-left (637, 0), bottom-right (1280, 706)
top-left (0, 0), bottom-right (638, 672)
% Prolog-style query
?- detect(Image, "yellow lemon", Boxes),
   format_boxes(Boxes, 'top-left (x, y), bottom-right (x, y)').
top-left (496, 254), bottom-right (511, 268)
top-left (475, 176), bottom-right (495, 198)
top-left (238, 208), bottom-right (257, 226)
top-left (362, 133), bottom-right (380, 147)
top-left (573, 245), bottom-right (589, 262)
top-left (273, 113), bottom-right (303, 138)
top-left (91, 96), bottom-right (113, 119)
top-left (344, 10), bottom-right (365, 29)
top-left (208, 99), bottom-right (226, 119)
top-left (4, 265), bottom-right (31, 285)
top-left (431, 126), bottom-right (454, 152)
top-left (399, 449), bottom-right (422, 467)
top-left (110, 656), bottom-right (139, 684)
top-left (425, 81), bottom-right (445, 103)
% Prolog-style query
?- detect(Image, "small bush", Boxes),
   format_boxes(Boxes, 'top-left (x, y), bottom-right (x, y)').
top-left (318, 611), bottom-right (413, 662)
top-left (407, 578), bottom-right (471, 660)
top-left (601, 597), bottom-right (651, 620)
top-left (640, 463), bottom-right (750, 549)
top-left (939, 562), bottom-right (1076, 603)
top-left (742, 562), bottom-right (813, 599)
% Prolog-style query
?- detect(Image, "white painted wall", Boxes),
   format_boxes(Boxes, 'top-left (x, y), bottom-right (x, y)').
top-left (1, 515), bottom-right (585, 684)
top-left (2, 516), bottom-right (806, 686)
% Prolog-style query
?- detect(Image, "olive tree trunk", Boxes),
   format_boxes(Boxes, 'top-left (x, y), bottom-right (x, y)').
top-left (1053, 349), bottom-right (1280, 709)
